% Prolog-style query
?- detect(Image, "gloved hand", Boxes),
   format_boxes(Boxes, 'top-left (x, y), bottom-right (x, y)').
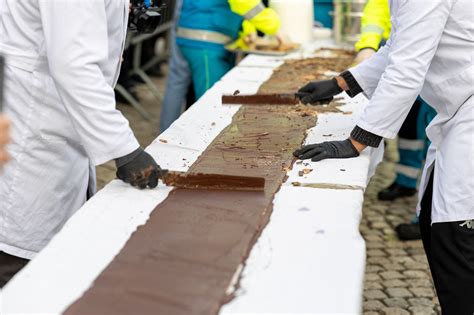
top-left (296, 78), bottom-right (343, 105)
top-left (228, 20), bottom-right (257, 50)
top-left (353, 48), bottom-right (376, 66)
top-left (293, 139), bottom-right (360, 162)
top-left (115, 148), bottom-right (164, 189)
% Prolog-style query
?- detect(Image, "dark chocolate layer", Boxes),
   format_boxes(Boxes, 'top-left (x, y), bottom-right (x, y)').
top-left (65, 105), bottom-right (317, 315)
top-left (65, 51), bottom-right (354, 315)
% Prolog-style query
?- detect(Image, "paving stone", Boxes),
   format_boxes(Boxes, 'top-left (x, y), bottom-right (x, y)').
top-left (372, 222), bottom-right (391, 229)
top-left (408, 306), bottom-right (436, 314)
top-left (408, 298), bottom-right (434, 307)
top-left (403, 270), bottom-right (429, 279)
top-left (404, 261), bottom-right (429, 270)
top-left (368, 257), bottom-right (391, 265)
top-left (385, 263), bottom-right (405, 271)
top-left (393, 256), bottom-right (415, 264)
top-left (383, 228), bottom-right (397, 236)
top-left (366, 241), bottom-right (386, 249)
top-left (405, 278), bottom-right (434, 288)
top-left (386, 249), bottom-right (407, 256)
top-left (405, 241), bottom-right (424, 249)
top-left (381, 307), bottom-right (410, 315)
top-left (409, 287), bottom-right (435, 298)
top-left (364, 300), bottom-right (386, 311)
top-left (365, 273), bottom-right (381, 281)
top-left (407, 248), bottom-right (426, 256)
top-left (367, 249), bottom-right (386, 257)
top-left (366, 265), bottom-right (385, 273)
top-left (385, 241), bottom-right (405, 249)
top-left (384, 279), bottom-right (408, 288)
top-left (387, 287), bottom-right (413, 298)
top-left (365, 281), bottom-right (384, 290)
top-left (383, 297), bottom-right (409, 308)
top-left (367, 215), bottom-right (386, 222)
top-left (412, 255), bottom-right (429, 263)
top-left (365, 289), bottom-right (388, 300)
top-left (365, 234), bottom-right (383, 242)
top-left (380, 271), bottom-right (405, 280)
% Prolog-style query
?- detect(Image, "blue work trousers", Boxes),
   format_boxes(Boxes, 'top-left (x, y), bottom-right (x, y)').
top-left (395, 98), bottom-right (437, 189)
top-left (159, 0), bottom-right (191, 133)
top-left (179, 46), bottom-right (235, 100)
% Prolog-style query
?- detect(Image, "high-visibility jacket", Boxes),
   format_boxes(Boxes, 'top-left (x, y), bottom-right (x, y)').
top-left (177, 0), bottom-right (280, 50)
top-left (354, 0), bottom-right (391, 52)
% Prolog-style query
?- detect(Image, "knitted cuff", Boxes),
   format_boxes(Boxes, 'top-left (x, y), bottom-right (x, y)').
top-left (340, 70), bottom-right (364, 98)
top-left (351, 125), bottom-right (383, 148)
top-left (115, 147), bottom-right (143, 168)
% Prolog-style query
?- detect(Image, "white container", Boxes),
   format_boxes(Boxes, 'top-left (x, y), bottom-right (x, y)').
top-left (270, 0), bottom-right (314, 45)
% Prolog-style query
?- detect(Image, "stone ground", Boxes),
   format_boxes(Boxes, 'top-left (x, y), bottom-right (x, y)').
top-left (361, 142), bottom-right (440, 315)
top-left (96, 69), bottom-right (438, 315)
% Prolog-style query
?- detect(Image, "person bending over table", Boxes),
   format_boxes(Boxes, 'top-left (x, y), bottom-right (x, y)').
top-left (294, 0), bottom-right (473, 313)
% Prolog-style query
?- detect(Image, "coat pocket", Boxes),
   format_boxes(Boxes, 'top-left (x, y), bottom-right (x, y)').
top-left (429, 66), bottom-right (474, 118)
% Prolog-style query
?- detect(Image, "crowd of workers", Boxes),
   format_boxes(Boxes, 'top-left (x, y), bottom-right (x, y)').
top-left (0, 0), bottom-right (472, 313)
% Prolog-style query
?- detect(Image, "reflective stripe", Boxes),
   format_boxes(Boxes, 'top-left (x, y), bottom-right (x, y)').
top-left (398, 138), bottom-right (425, 151)
top-left (244, 2), bottom-right (265, 20)
top-left (177, 27), bottom-right (232, 44)
top-left (395, 164), bottom-right (420, 179)
top-left (361, 24), bottom-right (385, 35)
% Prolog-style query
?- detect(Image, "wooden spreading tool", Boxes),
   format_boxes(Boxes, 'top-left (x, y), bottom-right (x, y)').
top-left (222, 93), bottom-right (300, 105)
top-left (162, 171), bottom-right (265, 192)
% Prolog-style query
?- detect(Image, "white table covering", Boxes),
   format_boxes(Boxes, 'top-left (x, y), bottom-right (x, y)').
top-left (0, 41), bottom-right (381, 315)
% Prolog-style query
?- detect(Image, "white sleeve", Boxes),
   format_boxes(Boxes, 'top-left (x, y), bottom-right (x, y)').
top-left (354, 0), bottom-right (452, 139)
top-left (349, 40), bottom-right (391, 99)
top-left (39, 0), bottom-right (139, 165)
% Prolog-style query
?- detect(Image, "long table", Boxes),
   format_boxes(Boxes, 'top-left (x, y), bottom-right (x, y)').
top-left (0, 40), bottom-right (383, 314)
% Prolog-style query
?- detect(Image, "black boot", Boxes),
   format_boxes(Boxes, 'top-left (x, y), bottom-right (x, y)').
top-left (395, 223), bottom-right (421, 241)
top-left (378, 182), bottom-right (417, 201)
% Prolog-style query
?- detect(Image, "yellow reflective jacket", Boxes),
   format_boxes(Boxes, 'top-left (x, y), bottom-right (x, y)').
top-left (229, 0), bottom-right (281, 36)
top-left (355, 0), bottom-right (391, 52)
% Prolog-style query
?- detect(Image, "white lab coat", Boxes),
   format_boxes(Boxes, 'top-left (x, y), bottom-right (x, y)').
top-left (350, 0), bottom-right (474, 223)
top-left (0, 0), bottom-right (139, 259)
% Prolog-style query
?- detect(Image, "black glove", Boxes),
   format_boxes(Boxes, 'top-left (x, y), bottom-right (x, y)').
top-left (293, 139), bottom-right (360, 162)
top-left (296, 79), bottom-right (343, 105)
top-left (115, 148), bottom-right (164, 189)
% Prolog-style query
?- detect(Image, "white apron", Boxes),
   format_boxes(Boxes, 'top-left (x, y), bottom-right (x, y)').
top-left (0, 0), bottom-right (139, 259)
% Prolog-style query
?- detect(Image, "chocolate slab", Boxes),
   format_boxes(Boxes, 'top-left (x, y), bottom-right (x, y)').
top-left (221, 93), bottom-right (299, 105)
top-left (65, 50), bottom-right (354, 315)
top-left (162, 171), bottom-right (265, 191)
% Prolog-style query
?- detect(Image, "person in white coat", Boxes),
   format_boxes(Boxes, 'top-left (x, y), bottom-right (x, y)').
top-left (0, 0), bottom-right (164, 287)
top-left (294, 0), bottom-right (473, 312)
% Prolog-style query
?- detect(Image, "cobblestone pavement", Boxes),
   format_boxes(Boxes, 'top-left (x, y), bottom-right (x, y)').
top-left (361, 141), bottom-right (439, 315)
top-left (96, 74), bottom-right (439, 314)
